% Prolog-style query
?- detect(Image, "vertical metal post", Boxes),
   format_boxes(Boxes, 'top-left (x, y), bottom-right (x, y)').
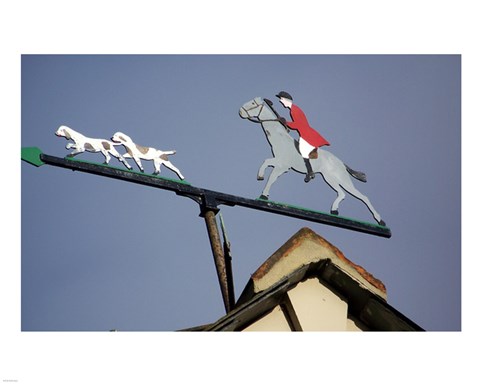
top-left (203, 209), bottom-right (232, 313)
top-left (219, 213), bottom-right (235, 310)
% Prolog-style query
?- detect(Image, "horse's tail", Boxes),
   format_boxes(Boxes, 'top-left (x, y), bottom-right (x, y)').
top-left (345, 164), bottom-right (367, 182)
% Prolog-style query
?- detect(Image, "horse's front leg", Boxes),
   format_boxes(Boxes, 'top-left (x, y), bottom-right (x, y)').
top-left (260, 165), bottom-right (288, 200)
top-left (257, 158), bottom-right (276, 181)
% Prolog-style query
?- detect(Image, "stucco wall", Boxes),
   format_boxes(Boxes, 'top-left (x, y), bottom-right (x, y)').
top-left (243, 305), bottom-right (291, 332)
top-left (242, 278), bottom-right (364, 331)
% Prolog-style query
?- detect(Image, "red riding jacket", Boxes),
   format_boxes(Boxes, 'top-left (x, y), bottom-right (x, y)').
top-left (286, 104), bottom-right (330, 148)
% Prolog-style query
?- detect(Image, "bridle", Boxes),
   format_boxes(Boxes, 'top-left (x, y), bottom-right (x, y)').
top-left (240, 98), bottom-right (270, 123)
top-left (241, 98), bottom-right (290, 131)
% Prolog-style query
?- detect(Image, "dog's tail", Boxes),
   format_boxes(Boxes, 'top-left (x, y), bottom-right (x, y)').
top-left (159, 150), bottom-right (176, 161)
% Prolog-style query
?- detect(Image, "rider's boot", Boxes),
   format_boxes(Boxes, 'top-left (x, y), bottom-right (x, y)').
top-left (304, 158), bottom-right (315, 183)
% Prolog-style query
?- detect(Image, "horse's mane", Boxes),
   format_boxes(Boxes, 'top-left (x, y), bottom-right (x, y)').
top-left (263, 98), bottom-right (281, 118)
top-left (262, 98), bottom-right (292, 135)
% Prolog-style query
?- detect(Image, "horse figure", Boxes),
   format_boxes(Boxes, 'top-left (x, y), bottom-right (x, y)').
top-left (239, 97), bottom-right (385, 226)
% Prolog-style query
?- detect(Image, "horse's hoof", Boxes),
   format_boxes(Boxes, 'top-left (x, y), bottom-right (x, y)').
top-left (304, 173), bottom-right (315, 183)
top-left (378, 220), bottom-right (386, 226)
top-left (257, 176), bottom-right (264, 181)
top-left (259, 195), bottom-right (269, 200)
top-left (330, 210), bottom-right (339, 216)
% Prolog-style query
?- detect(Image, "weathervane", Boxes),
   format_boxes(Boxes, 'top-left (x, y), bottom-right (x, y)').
top-left (24, 95), bottom-right (390, 316)
top-left (239, 94), bottom-right (386, 227)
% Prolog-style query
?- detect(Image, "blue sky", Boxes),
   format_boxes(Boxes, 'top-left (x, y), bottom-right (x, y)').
top-left (3, 1), bottom-right (478, 383)
top-left (21, 54), bottom-right (460, 332)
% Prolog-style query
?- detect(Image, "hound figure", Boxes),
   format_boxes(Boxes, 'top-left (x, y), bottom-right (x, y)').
top-left (111, 132), bottom-right (185, 180)
top-left (55, 125), bottom-right (132, 169)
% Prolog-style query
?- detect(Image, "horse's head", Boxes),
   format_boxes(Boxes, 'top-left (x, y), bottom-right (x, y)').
top-left (239, 97), bottom-right (265, 121)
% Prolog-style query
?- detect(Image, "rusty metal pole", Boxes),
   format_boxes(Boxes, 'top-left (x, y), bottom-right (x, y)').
top-left (219, 213), bottom-right (235, 310)
top-left (203, 209), bottom-right (232, 313)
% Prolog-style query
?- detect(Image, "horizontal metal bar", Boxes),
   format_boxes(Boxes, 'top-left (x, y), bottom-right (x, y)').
top-left (40, 153), bottom-right (203, 196)
top-left (38, 153), bottom-right (391, 238)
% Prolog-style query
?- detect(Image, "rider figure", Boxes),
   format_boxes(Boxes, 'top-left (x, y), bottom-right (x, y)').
top-left (276, 91), bottom-right (330, 182)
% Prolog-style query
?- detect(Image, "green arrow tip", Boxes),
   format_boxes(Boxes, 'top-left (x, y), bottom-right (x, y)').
top-left (21, 147), bottom-right (45, 167)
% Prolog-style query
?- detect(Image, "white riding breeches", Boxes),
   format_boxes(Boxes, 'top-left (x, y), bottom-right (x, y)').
top-left (299, 137), bottom-right (315, 159)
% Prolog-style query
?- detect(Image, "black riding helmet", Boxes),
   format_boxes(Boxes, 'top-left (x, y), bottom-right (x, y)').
top-left (275, 91), bottom-right (293, 100)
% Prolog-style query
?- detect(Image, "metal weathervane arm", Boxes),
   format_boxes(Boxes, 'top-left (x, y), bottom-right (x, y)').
top-left (22, 148), bottom-right (392, 237)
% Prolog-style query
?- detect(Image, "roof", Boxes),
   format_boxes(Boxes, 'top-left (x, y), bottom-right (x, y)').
top-left (245, 227), bottom-right (387, 300)
top-left (184, 227), bottom-right (423, 331)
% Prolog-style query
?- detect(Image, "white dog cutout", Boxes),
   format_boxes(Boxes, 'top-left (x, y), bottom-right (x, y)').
top-left (111, 132), bottom-right (185, 180)
top-left (55, 125), bottom-right (133, 169)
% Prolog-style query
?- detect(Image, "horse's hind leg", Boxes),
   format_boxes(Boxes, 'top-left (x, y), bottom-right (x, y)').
top-left (320, 175), bottom-right (345, 215)
top-left (331, 187), bottom-right (346, 216)
top-left (341, 182), bottom-right (385, 225)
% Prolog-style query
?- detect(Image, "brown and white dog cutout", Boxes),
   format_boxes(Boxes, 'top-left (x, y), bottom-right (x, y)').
top-left (111, 132), bottom-right (185, 180)
top-left (55, 125), bottom-right (132, 170)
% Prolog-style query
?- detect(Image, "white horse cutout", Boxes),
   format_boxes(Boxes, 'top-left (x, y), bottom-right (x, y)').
top-left (239, 97), bottom-right (385, 226)
top-left (55, 125), bottom-right (132, 170)
top-left (111, 132), bottom-right (185, 180)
